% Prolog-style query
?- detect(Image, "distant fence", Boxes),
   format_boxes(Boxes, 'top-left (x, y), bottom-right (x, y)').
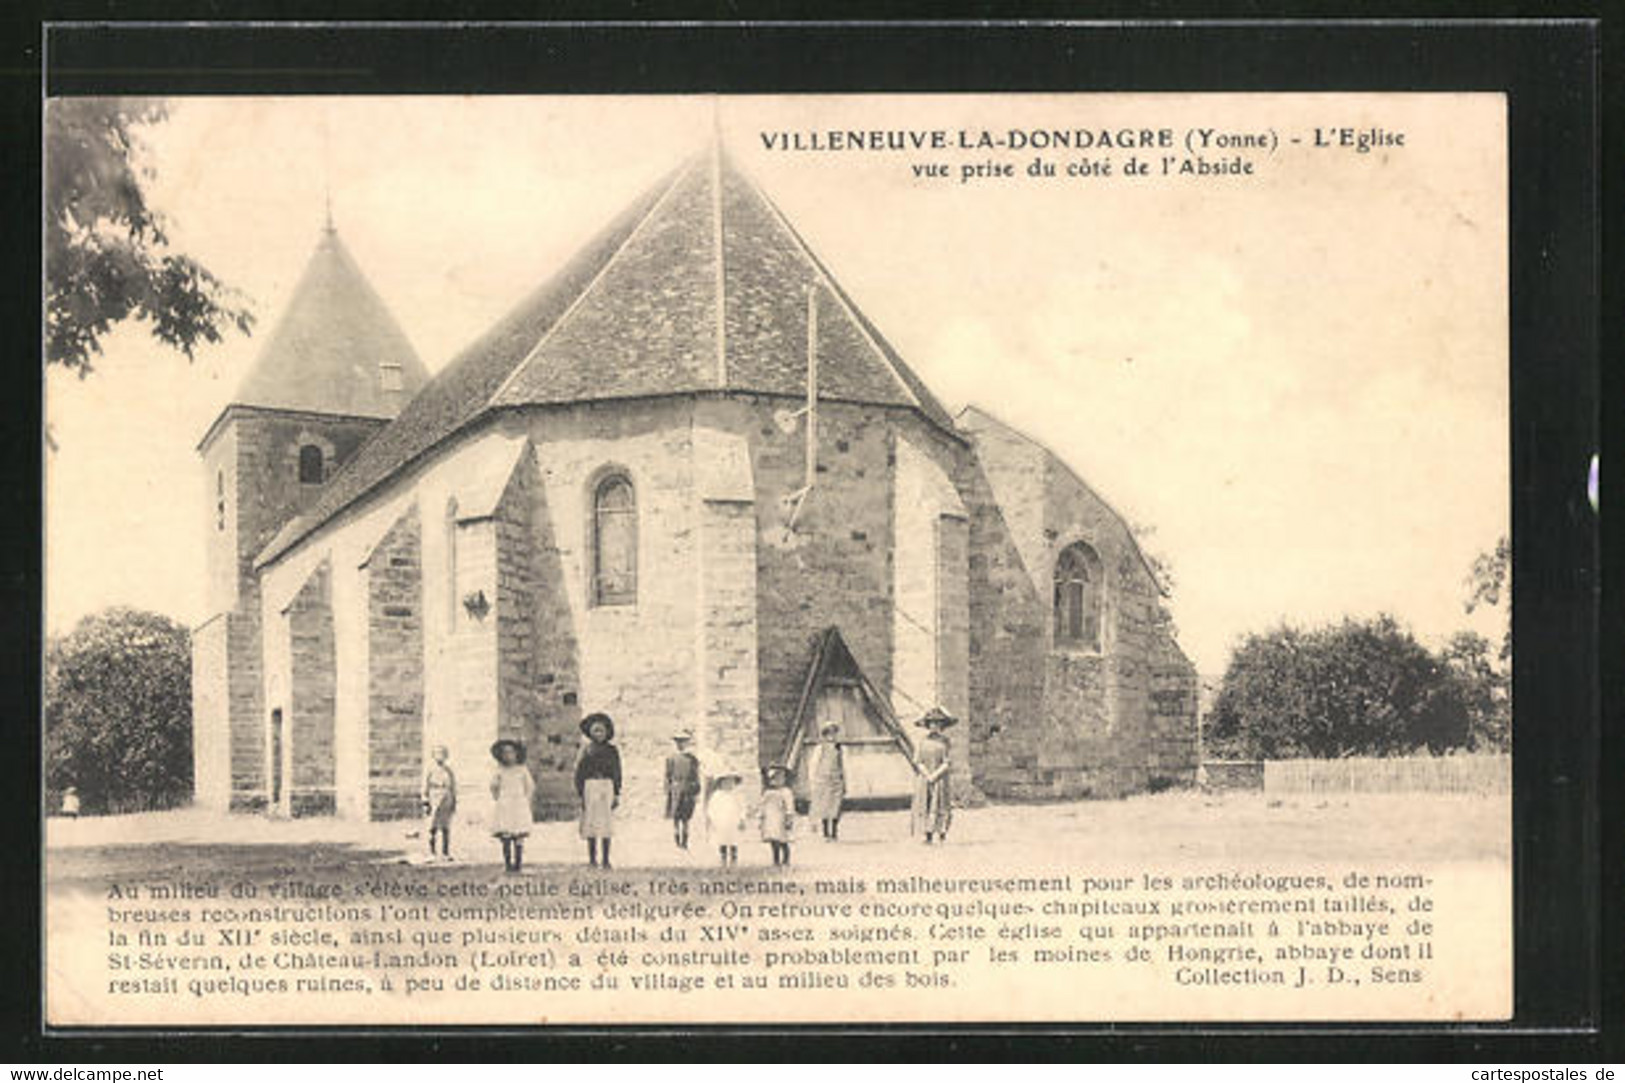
top-left (1199, 760), bottom-right (1265, 791)
top-left (1262, 755), bottom-right (1510, 795)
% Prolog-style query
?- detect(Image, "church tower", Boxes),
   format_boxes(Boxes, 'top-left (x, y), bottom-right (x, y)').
top-left (191, 221), bottom-right (429, 811)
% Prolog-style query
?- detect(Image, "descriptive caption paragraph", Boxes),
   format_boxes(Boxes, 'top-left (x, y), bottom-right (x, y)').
top-left (100, 869), bottom-right (1438, 1002)
top-left (757, 124), bottom-right (1408, 183)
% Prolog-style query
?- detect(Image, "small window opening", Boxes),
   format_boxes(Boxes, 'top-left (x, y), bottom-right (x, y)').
top-left (298, 445), bottom-right (325, 485)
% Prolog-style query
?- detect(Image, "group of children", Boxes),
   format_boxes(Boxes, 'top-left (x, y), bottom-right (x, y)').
top-left (419, 706), bottom-right (959, 872)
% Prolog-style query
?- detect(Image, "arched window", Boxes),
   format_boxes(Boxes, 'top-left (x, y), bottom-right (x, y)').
top-left (298, 444), bottom-right (325, 485)
top-left (1053, 542), bottom-right (1103, 650)
top-left (592, 473), bottom-right (637, 606)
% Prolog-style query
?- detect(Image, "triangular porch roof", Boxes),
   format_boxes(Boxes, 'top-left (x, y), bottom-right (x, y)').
top-left (778, 627), bottom-right (918, 772)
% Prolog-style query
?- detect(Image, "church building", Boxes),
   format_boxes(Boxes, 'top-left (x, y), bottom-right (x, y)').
top-left (190, 146), bottom-right (1199, 824)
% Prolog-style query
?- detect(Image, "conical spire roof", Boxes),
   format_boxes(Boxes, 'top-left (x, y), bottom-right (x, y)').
top-left (258, 146), bottom-right (957, 567)
top-left (229, 224), bottom-right (428, 419)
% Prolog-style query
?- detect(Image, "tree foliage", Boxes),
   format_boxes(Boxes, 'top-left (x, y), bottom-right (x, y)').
top-left (1464, 534), bottom-right (1511, 665)
top-left (46, 97), bottom-right (254, 375)
top-left (1205, 615), bottom-right (1473, 759)
top-left (1439, 630), bottom-right (1510, 752)
top-left (45, 607), bottom-right (192, 815)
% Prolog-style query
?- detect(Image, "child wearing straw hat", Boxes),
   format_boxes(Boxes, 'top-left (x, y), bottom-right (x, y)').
top-left (910, 707), bottom-right (957, 844)
top-left (489, 738), bottom-right (533, 872)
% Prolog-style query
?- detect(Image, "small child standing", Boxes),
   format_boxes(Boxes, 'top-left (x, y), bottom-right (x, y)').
top-left (759, 764), bottom-right (796, 867)
top-left (664, 730), bottom-right (702, 850)
top-left (489, 739), bottom-right (533, 873)
top-left (422, 745), bottom-right (457, 861)
top-left (706, 770), bottom-right (745, 868)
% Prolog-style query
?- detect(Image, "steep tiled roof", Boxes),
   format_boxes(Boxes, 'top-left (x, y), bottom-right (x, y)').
top-left (258, 147), bottom-right (959, 568)
top-left (229, 226), bottom-right (428, 419)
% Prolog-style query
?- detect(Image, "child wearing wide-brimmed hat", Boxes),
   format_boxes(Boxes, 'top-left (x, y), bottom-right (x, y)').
top-left (759, 764), bottom-right (796, 867)
top-left (664, 729), bottom-right (702, 850)
top-left (575, 712), bottom-right (622, 868)
top-left (910, 707), bottom-right (957, 844)
top-left (706, 769), bottom-right (746, 868)
top-left (489, 738), bottom-right (533, 872)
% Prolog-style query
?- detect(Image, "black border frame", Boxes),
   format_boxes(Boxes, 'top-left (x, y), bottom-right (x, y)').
top-left (6, 12), bottom-right (1614, 1062)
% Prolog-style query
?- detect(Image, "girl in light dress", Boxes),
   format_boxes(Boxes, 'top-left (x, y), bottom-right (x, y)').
top-left (910, 707), bottom-right (957, 844)
top-left (759, 764), bottom-right (796, 867)
top-left (706, 770), bottom-right (746, 868)
top-left (807, 721), bottom-right (846, 841)
top-left (489, 738), bottom-right (533, 872)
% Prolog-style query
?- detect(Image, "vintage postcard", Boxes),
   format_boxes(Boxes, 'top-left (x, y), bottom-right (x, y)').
top-left (43, 92), bottom-right (1510, 1026)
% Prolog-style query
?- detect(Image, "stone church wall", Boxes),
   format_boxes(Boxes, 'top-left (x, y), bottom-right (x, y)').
top-left (286, 560), bottom-right (336, 816)
top-left (891, 425), bottom-right (973, 792)
top-left (491, 445), bottom-right (583, 819)
top-left (959, 408), bottom-right (1197, 799)
top-left (744, 398), bottom-right (898, 769)
top-left (197, 407), bottom-right (386, 811)
top-left (518, 404), bottom-right (699, 819)
top-left (364, 508), bottom-right (425, 820)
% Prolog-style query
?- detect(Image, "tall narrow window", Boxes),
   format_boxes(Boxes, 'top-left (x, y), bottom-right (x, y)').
top-left (1053, 542), bottom-right (1103, 650)
top-left (298, 444), bottom-right (325, 485)
top-left (592, 473), bottom-right (637, 606)
top-left (216, 470), bottom-right (226, 531)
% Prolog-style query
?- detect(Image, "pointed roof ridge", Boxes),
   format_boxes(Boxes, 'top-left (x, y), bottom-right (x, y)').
top-left (488, 153), bottom-right (708, 407)
top-left (722, 146), bottom-right (955, 432)
top-left (223, 225), bottom-right (428, 424)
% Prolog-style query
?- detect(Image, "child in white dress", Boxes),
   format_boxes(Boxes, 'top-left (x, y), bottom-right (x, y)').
top-left (759, 764), bottom-right (796, 867)
top-left (706, 770), bottom-right (745, 868)
top-left (489, 739), bottom-right (533, 872)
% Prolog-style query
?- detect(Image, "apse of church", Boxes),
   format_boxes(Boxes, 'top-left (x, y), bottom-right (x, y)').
top-left (192, 145), bottom-right (1199, 826)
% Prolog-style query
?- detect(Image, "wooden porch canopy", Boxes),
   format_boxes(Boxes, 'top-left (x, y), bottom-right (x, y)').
top-left (778, 626), bottom-right (919, 775)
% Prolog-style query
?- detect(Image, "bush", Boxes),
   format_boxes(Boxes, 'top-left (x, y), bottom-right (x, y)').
top-left (45, 607), bottom-right (192, 815)
top-left (1205, 615), bottom-right (1473, 760)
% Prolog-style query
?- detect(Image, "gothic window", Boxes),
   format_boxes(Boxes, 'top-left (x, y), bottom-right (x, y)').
top-left (1053, 541), bottom-right (1103, 650)
top-left (591, 473), bottom-right (637, 607)
top-left (298, 444), bottom-right (325, 485)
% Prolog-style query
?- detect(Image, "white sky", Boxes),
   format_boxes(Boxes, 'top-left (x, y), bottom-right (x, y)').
top-left (43, 94), bottom-right (1509, 673)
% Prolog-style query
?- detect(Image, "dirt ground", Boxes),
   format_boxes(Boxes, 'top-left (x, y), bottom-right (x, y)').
top-left (46, 789), bottom-right (1509, 887)
top-left (44, 789), bottom-right (1513, 1025)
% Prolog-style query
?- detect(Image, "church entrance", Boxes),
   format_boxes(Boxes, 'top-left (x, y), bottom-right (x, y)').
top-left (783, 627), bottom-right (918, 810)
top-left (809, 680), bottom-right (915, 805)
